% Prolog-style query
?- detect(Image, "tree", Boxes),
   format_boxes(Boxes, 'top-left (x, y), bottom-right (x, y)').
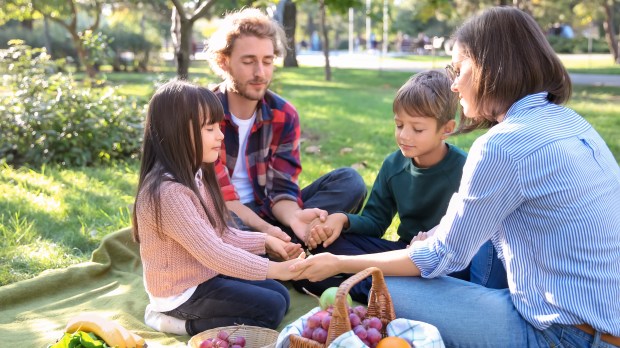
top-left (301, 0), bottom-right (361, 81)
top-left (277, 0), bottom-right (299, 67)
top-left (1, 0), bottom-right (104, 79)
top-left (601, 0), bottom-right (619, 63)
top-left (170, 0), bottom-right (216, 79)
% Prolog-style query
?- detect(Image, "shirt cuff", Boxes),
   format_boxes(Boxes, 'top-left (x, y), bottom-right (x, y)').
top-left (408, 240), bottom-right (442, 278)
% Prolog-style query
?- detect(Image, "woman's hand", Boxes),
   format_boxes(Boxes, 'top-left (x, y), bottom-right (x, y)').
top-left (289, 253), bottom-right (342, 282)
top-left (266, 253), bottom-right (307, 280)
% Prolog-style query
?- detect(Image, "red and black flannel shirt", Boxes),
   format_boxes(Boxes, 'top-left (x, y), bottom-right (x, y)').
top-left (212, 84), bottom-right (303, 220)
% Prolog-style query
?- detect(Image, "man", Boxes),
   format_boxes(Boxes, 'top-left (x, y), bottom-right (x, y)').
top-left (206, 8), bottom-right (367, 258)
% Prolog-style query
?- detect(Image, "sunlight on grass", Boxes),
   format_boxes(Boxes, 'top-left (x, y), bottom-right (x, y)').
top-left (2, 65), bottom-right (619, 285)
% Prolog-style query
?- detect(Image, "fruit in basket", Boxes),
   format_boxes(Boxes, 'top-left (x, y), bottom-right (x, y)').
top-left (376, 336), bottom-right (413, 348)
top-left (63, 313), bottom-right (145, 348)
top-left (200, 329), bottom-right (246, 348)
top-left (319, 287), bottom-right (352, 309)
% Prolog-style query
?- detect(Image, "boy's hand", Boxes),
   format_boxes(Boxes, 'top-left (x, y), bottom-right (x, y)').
top-left (306, 213), bottom-right (347, 250)
top-left (289, 208), bottom-right (328, 242)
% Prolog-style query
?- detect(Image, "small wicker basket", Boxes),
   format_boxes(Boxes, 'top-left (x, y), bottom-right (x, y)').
top-left (188, 325), bottom-right (279, 348)
top-left (289, 267), bottom-right (396, 348)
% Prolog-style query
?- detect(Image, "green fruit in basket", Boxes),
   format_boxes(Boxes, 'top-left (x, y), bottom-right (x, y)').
top-left (320, 287), bottom-right (352, 310)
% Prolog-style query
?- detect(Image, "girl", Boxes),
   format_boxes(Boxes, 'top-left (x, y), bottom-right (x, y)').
top-left (132, 80), bottom-right (304, 336)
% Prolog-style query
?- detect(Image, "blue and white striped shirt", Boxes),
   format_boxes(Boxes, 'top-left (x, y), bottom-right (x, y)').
top-left (409, 92), bottom-right (620, 335)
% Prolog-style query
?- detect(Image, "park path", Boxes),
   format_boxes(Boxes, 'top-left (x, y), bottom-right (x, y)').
top-left (293, 51), bottom-right (620, 87)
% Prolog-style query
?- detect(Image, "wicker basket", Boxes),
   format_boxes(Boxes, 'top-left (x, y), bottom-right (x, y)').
top-left (188, 325), bottom-right (279, 348)
top-left (289, 267), bottom-right (396, 348)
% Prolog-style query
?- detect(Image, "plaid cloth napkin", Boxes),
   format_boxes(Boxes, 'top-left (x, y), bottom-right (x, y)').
top-left (276, 307), bottom-right (444, 348)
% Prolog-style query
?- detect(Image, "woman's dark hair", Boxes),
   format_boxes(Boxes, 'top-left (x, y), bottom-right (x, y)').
top-left (453, 6), bottom-right (572, 133)
top-left (132, 80), bottom-right (228, 242)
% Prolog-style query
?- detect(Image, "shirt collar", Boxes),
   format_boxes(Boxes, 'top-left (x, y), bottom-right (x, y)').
top-left (504, 92), bottom-right (550, 120)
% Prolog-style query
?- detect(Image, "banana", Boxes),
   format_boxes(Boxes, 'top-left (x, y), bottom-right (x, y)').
top-left (64, 313), bottom-right (145, 348)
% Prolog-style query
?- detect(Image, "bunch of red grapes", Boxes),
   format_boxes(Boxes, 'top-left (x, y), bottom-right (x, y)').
top-left (300, 305), bottom-right (384, 347)
top-left (199, 329), bottom-right (246, 348)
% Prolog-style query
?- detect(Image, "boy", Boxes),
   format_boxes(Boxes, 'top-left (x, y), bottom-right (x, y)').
top-left (293, 70), bottom-right (498, 301)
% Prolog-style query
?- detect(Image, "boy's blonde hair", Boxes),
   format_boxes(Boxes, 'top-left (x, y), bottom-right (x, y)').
top-left (393, 70), bottom-right (458, 129)
top-left (206, 8), bottom-right (287, 78)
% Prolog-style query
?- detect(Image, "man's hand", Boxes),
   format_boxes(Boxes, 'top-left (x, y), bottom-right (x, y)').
top-left (288, 207), bottom-right (328, 243)
top-left (305, 213), bottom-right (348, 250)
top-left (262, 225), bottom-right (291, 243)
top-left (289, 253), bottom-right (341, 282)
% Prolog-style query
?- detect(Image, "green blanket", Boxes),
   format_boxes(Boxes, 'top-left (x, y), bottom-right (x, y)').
top-left (0, 228), bottom-right (318, 347)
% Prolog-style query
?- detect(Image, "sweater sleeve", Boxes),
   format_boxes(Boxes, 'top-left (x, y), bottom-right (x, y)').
top-left (222, 227), bottom-right (267, 255)
top-left (158, 182), bottom-right (269, 280)
top-left (344, 159), bottom-right (396, 238)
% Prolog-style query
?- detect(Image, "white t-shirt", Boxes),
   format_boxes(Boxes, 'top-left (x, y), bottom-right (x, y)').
top-left (230, 112), bottom-right (256, 204)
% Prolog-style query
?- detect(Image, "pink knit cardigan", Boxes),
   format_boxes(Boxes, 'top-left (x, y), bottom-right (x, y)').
top-left (135, 179), bottom-right (269, 297)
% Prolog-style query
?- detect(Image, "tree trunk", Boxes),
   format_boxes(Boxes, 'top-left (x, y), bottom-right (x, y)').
top-left (171, 7), bottom-right (192, 79)
top-left (602, 0), bottom-right (620, 64)
top-left (283, 0), bottom-right (299, 68)
top-left (43, 17), bottom-right (53, 56)
top-left (319, 0), bottom-right (331, 81)
top-left (70, 32), bottom-right (97, 79)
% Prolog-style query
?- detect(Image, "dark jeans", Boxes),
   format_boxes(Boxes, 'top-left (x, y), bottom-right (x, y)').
top-left (163, 275), bottom-right (290, 335)
top-left (291, 235), bottom-right (507, 304)
top-left (232, 167), bottom-right (367, 245)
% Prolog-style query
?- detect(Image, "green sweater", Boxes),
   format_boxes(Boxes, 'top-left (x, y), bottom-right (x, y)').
top-left (345, 144), bottom-right (467, 243)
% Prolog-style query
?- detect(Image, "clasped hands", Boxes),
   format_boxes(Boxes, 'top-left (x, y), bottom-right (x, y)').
top-left (266, 209), bottom-right (347, 281)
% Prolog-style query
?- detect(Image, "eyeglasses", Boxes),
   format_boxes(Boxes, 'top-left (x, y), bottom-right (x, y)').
top-left (445, 58), bottom-right (469, 82)
top-left (445, 63), bottom-right (459, 82)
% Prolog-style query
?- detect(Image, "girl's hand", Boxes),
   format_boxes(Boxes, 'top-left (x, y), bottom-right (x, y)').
top-left (265, 235), bottom-right (290, 260)
top-left (284, 242), bottom-right (304, 259)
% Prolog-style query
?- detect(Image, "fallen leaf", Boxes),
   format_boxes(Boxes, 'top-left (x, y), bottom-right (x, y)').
top-left (340, 147), bottom-right (353, 155)
top-left (305, 145), bottom-right (321, 154)
top-left (351, 161), bottom-right (368, 170)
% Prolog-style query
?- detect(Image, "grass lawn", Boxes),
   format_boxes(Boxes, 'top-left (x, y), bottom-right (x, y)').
top-left (1, 64), bottom-right (619, 286)
top-left (392, 53), bottom-right (620, 75)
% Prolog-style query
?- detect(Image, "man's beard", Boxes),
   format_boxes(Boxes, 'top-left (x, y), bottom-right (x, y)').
top-left (229, 78), bottom-right (270, 101)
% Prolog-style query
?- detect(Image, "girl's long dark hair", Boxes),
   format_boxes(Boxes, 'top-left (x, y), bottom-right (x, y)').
top-left (132, 80), bottom-right (228, 242)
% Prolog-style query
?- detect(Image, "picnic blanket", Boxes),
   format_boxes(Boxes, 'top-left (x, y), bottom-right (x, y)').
top-left (0, 227), bottom-right (318, 347)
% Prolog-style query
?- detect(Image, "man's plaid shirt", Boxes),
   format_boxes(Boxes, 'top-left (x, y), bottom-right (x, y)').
top-left (213, 84), bottom-right (303, 220)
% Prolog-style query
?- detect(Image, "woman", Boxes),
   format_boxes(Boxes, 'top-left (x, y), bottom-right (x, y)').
top-left (291, 7), bottom-right (620, 347)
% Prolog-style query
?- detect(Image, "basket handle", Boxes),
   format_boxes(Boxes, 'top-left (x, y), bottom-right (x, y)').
top-left (325, 267), bottom-right (396, 346)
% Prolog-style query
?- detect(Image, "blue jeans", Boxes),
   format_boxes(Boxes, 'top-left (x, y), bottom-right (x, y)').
top-left (292, 234), bottom-right (480, 303)
top-left (385, 276), bottom-right (617, 348)
top-left (470, 240), bottom-right (508, 289)
top-left (164, 276), bottom-right (290, 335)
top-left (232, 167), bottom-right (367, 244)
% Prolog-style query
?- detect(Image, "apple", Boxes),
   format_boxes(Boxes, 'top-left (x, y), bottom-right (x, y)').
top-left (319, 287), bottom-right (353, 310)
